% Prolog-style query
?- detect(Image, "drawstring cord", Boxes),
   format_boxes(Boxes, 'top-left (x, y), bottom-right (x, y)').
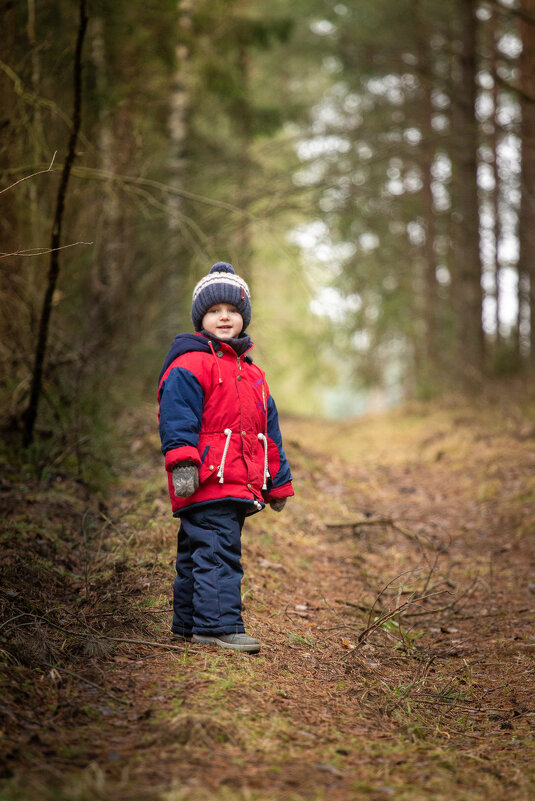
top-left (257, 433), bottom-right (270, 490)
top-left (205, 347), bottom-right (269, 491)
top-left (218, 428), bottom-right (232, 483)
top-left (207, 340), bottom-right (223, 384)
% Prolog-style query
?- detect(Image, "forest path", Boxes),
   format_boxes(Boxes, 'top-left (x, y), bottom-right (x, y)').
top-left (3, 395), bottom-right (535, 800)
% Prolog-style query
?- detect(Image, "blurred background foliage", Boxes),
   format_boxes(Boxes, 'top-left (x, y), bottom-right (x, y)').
top-left (1, 0), bottom-right (534, 484)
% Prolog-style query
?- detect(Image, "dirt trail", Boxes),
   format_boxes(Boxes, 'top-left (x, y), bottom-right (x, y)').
top-left (2, 396), bottom-right (535, 800)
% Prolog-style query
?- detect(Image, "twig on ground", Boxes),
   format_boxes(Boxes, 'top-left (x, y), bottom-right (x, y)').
top-left (0, 612), bottom-right (33, 632)
top-left (334, 599), bottom-right (371, 610)
top-left (366, 568), bottom-right (423, 630)
top-left (403, 575), bottom-right (478, 618)
top-left (390, 520), bottom-right (428, 549)
top-left (53, 667), bottom-right (131, 705)
top-left (414, 698), bottom-right (522, 714)
top-left (357, 590), bottom-right (450, 648)
top-left (421, 551), bottom-right (440, 594)
top-left (6, 611), bottom-right (187, 654)
top-left (326, 516), bottom-right (431, 557)
top-left (326, 518), bottom-right (394, 533)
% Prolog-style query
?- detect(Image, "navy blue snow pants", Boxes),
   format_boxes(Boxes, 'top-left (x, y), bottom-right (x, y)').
top-left (172, 502), bottom-right (247, 636)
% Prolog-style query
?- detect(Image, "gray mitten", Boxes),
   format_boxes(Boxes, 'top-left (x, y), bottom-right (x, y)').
top-left (269, 498), bottom-right (287, 513)
top-left (172, 462), bottom-right (199, 497)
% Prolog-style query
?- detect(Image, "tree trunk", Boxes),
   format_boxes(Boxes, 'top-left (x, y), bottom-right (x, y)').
top-left (167, 0), bottom-right (192, 242)
top-left (164, 0), bottom-right (192, 330)
top-left (450, 0), bottom-right (485, 384)
top-left (89, 16), bottom-right (120, 326)
top-left (489, 6), bottom-right (503, 353)
top-left (23, 0), bottom-right (88, 448)
top-left (517, 0), bottom-right (535, 368)
top-left (234, 40), bottom-right (253, 285)
top-left (414, 0), bottom-right (440, 389)
top-left (27, 0), bottom-right (44, 251)
top-left (0, 1), bottom-right (21, 381)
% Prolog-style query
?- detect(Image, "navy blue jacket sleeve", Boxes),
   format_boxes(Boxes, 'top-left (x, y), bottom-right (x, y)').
top-left (158, 366), bottom-right (205, 468)
top-left (266, 394), bottom-right (292, 488)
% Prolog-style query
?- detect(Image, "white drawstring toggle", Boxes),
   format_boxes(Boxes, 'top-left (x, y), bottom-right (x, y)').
top-left (257, 433), bottom-right (270, 490)
top-left (218, 429), bottom-right (232, 483)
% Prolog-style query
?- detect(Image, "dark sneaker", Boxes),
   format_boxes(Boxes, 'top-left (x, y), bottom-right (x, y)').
top-left (171, 632), bottom-right (192, 642)
top-left (192, 633), bottom-right (261, 654)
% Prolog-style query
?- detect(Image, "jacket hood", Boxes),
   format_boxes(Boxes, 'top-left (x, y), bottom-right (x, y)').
top-left (159, 332), bottom-right (254, 384)
top-left (158, 333), bottom-right (211, 383)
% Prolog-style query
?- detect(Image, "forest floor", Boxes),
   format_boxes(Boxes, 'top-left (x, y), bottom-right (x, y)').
top-left (2, 388), bottom-right (535, 800)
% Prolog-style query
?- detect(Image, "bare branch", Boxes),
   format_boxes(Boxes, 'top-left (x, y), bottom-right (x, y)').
top-left (357, 589), bottom-right (450, 647)
top-left (53, 667), bottom-right (131, 706)
top-left (366, 567), bottom-right (423, 630)
top-left (0, 152), bottom-right (56, 195)
top-left (5, 610), bottom-right (188, 654)
top-left (327, 516), bottom-right (433, 568)
top-left (71, 164), bottom-right (256, 218)
top-left (326, 517), bottom-right (394, 533)
top-left (404, 575), bottom-right (479, 618)
top-left (0, 240), bottom-right (93, 259)
top-left (0, 61), bottom-right (93, 151)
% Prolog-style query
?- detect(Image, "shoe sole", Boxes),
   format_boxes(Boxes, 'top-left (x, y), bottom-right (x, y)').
top-left (171, 633), bottom-right (192, 642)
top-left (192, 634), bottom-right (260, 654)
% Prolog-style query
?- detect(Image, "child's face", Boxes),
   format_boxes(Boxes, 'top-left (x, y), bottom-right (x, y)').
top-left (202, 303), bottom-right (243, 339)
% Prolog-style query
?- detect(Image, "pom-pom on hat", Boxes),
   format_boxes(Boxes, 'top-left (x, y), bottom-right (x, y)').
top-left (191, 262), bottom-right (251, 332)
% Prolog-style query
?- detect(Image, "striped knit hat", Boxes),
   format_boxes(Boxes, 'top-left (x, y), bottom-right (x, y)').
top-left (191, 262), bottom-right (251, 332)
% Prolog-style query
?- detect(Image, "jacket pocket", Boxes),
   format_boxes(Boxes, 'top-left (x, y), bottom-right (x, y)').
top-left (197, 436), bottom-right (219, 484)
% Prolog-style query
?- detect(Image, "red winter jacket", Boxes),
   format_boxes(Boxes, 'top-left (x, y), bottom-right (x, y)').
top-left (158, 333), bottom-right (294, 516)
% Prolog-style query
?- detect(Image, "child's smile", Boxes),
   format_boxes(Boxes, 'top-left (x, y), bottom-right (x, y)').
top-left (202, 303), bottom-right (243, 339)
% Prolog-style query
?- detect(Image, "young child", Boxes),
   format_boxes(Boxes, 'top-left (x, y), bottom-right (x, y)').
top-left (158, 262), bottom-right (294, 654)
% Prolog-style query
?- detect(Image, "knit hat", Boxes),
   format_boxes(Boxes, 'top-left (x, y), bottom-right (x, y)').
top-left (191, 262), bottom-right (251, 332)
